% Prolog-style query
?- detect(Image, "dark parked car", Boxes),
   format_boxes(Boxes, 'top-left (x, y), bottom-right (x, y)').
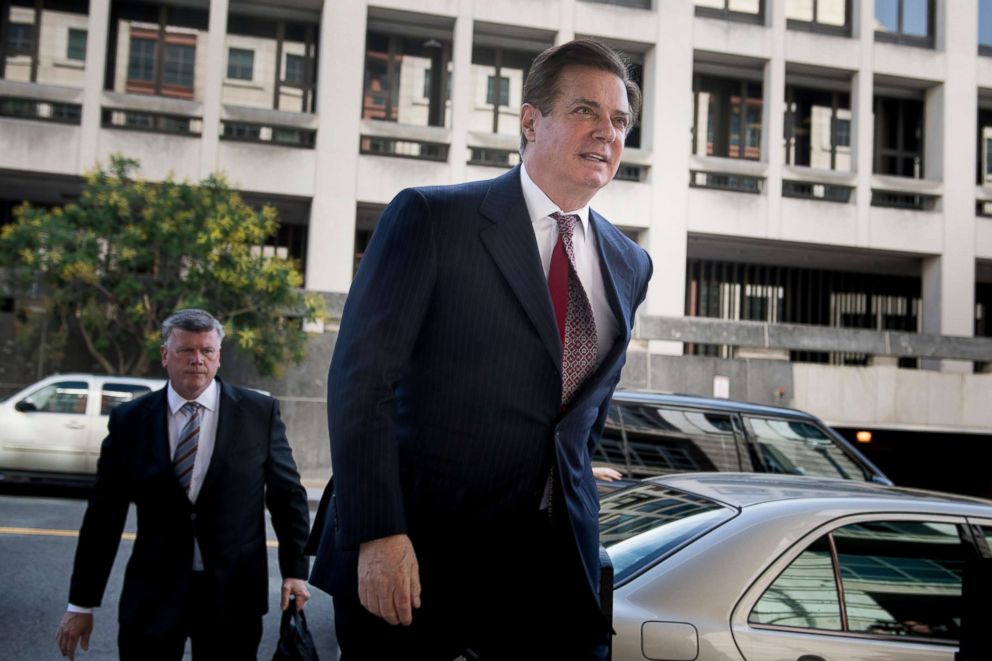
top-left (593, 390), bottom-right (890, 484)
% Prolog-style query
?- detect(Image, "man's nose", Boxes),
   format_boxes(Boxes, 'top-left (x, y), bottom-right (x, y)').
top-left (592, 116), bottom-right (618, 143)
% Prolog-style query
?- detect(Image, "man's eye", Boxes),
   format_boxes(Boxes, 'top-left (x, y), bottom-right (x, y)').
top-left (614, 117), bottom-right (629, 130)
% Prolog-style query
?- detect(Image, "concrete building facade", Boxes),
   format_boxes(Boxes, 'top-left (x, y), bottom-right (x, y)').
top-left (3, 0), bottom-right (992, 476)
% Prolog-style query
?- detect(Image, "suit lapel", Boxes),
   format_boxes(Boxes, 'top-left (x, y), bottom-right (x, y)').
top-left (198, 380), bottom-right (242, 501)
top-left (479, 166), bottom-right (563, 375)
top-left (142, 388), bottom-right (172, 475)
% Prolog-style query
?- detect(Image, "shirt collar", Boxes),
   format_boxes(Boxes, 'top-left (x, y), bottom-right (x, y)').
top-left (520, 163), bottom-right (590, 237)
top-left (167, 378), bottom-right (219, 415)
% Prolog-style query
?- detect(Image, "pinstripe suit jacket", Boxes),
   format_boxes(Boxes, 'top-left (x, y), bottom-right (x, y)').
top-left (309, 165), bottom-right (652, 614)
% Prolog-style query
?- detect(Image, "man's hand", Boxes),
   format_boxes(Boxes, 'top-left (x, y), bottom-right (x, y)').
top-left (358, 533), bottom-right (421, 626)
top-left (592, 466), bottom-right (623, 482)
top-left (55, 611), bottom-right (93, 660)
top-left (281, 578), bottom-right (311, 611)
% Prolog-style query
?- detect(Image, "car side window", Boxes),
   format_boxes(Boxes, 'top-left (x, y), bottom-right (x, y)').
top-left (596, 403), bottom-right (740, 477)
top-left (101, 384), bottom-right (152, 415)
top-left (750, 535), bottom-right (842, 630)
top-left (835, 521), bottom-right (964, 640)
top-left (743, 416), bottom-right (867, 481)
top-left (750, 520), bottom-right (966, 641)
top-left (20, 381), bottom-right (89, 414)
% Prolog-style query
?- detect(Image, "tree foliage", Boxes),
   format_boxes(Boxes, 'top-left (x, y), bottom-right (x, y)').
top-left (0, 155), bottom-right (324, 377)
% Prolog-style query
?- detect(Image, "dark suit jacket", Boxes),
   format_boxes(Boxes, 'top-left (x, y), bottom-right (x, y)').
top-left (309, 166), bottom-right (652, 616)
top-left (69, 379), bottom-right (310, 635)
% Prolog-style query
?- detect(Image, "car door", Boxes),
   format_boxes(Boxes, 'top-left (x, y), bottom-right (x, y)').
top-left (732, 514), bottom-right (966, 660)
top-left (1, 378), bottom-right (93, 474)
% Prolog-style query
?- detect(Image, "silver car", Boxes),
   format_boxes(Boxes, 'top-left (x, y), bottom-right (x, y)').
top-left (0, 373), bottom-right (163, 480)
top-left (602, 473), bottom-right (992, 660)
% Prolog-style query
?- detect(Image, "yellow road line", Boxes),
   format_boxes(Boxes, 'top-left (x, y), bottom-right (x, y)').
top-left (0, 526), bottom-right (279, 547)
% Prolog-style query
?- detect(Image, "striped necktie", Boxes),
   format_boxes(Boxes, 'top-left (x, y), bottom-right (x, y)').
top-left (173, 402), bottom-right (202, 494)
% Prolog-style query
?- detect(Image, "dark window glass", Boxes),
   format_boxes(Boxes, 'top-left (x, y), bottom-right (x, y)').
top-left (363, 31), bottom-right (452, 127)
top-left (750, 535), bottom-right (842, 630)
top-left (595, 404), bottom-right (742, 477)
top-left (227, 47), bottom-right (253, 80)
top-left (600, 483), bottom-right (736, 584)
top-left (127, 37), bottom-right (155, 82)
top-left (67, 28), bottom-right (87, 61)
top-left (874, 96), bottom-right (924, 178)
top-left (784, 86), bottom-right (851, 171)
top-left (22, 381), bottom-right (89, 414)
top-left (100, 384), bottom-right (152, 415)
top-left (163, 43), bottom-right (194, 88)
top-left (835, 521), bottom-right (964, 640)
top-left (7, 23), bottom-right (33, 53)
top-left (744, 416), bottom-right (867, 480)
top-left (284, 53), bottom-right (305, 84)
top-left (486, 75), bottom-right (509, 106)
top-left (694, 75), bottom-right (763, 160)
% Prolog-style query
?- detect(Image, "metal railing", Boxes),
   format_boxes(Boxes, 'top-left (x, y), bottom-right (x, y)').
top-left (360, 135), bottom-right (449, 162)
top-left (871, 189), bottom-right (939, 211)
top-left (101, 108), bottom-right (202, 136)
top-left (690, 170), bottom-right (764, 194)
top-left (0, 96), bottom-right (81, 124)
top-left (783, 180), bottom-right (853, 203)
top-left (467, 147), bottom-right (520, 168)
top-left (221, 121), bottom-right (316, 148)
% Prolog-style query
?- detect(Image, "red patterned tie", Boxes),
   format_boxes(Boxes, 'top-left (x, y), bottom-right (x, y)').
top-left (548, 212), bottom-right (599, 407)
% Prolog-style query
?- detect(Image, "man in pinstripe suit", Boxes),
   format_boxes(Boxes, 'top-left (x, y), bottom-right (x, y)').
top-left (309, 39), bottom-right (652, 660)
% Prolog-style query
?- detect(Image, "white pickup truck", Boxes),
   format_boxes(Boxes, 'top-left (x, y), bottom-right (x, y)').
top-left (0, 373), bottom-right (164, 482)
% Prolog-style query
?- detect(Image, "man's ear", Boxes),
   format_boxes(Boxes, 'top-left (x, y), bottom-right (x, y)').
top-left (520, 103), bottom-right (538, 143)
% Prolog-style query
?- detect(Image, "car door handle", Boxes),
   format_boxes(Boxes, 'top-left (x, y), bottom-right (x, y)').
top-left (798, 656), bottom-right (826, 661)
top-left (64, 421), bottom-right (86, 430)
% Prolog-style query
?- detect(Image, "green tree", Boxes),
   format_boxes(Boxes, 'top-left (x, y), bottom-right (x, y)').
top-left (0, 155), bottom-right (324, 377)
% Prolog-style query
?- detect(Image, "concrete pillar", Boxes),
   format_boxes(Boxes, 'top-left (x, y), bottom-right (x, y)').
top-left (764, 0), bottom-right (786, 238)
top-left (920, 0), bottom-right (978, 372)
top-left (198, 0), bottom-right (229, 179)
top-left (77, 0), bottom-right (110, 172)
top-left (557, 0), bottom-right (575, 43)
top-left (306, 1), bottom-right (367, 293)
top-left (852, 0), bottom-right (875, 247)
top-left (643, 1), bottom-right (694, 358)
top-left (447, 1), bottom-right (473, 185)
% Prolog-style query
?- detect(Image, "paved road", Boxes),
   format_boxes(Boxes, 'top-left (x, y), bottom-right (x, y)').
top-left (0, 486), bottom-right (339, 660)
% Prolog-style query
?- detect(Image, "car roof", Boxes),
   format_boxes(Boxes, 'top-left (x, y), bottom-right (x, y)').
top-left (647, 472), bottom-right (992, 511)
top-left (613, 389), bottom-right (815, 420)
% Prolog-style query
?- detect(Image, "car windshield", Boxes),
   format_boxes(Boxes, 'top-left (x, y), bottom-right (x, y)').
top-left (600, 483), bottom-right (736, 584)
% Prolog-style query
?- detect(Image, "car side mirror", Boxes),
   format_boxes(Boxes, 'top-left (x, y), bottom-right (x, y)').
top-left (14, 400), bottom-right (37, 413)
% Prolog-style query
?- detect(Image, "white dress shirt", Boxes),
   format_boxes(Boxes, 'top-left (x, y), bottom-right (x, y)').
top-left (167, 379), bottom-right (219, 571)
top-left (520, 164), bottom-right (618, 364)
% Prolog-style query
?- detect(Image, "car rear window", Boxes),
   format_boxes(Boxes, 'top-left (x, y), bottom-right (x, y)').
top-left (744, 415), bottom-right (869, 481)
top-left (600, 483), bottom-right (736, 584)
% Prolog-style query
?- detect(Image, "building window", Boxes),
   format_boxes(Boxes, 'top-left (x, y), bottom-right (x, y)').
top-left (695, 0), bottom-right (763, 24)
top-left (224, 15), bottom-right (318, 114)
top-left (486, 75), bottom-right (509, 106)
top-left (127, 37), bottom-right (155, 82)
top-left (785, 0), bottom-right (850, 35)
top-left (981, 0), bottom-right (992, 55)
top-left (114, 3), bottom-right (208, 101)
top-left (874, 0), bottom-right (934, 48)
top-left (163, 43), bottom-right (194, 88)
top-left (977, 108), bottom-right (992, 184)
top-left (874, 95), bottom-right (924, 178)
top-left (6, 23), bottom-right (33, 53)
top-left (693, 74), bottom-right (763, 160)
top-left (284, 53), bottom-right (305, 84)
top-left (784, 85), bottom-right (851, 171)
top-left (227, 47), bottom-right (253, 81)
top-left (364, 30), bottom-right (452, 128)
top-left (67, 28), bottom-right (87, 61)
top-left (470, 40), bottom-right (542, 136)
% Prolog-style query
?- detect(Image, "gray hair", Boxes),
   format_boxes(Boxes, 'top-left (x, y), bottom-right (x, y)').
top-left (162, 309), bottom-right (225, 345)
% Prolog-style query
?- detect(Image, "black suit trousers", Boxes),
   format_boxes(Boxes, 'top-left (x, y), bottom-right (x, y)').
top-left (333, 506), bottom-right (609, 661)
top-left (117, 573), bottom-right (262, 661)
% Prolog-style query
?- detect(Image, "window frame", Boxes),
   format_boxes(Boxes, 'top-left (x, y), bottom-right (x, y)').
top-left (785, 0), bottom-right (852, 37)
top-left (226, 46), bottom-right (254, 81)
top-left (783, 84), bottom-right (852, 171)
top-left (695, 0), bottom-right (765, 25)
top-left (874, 0), bottom-right (935, 49)
top-left (873, 94), bottom-right (925, 179)
top-left (67, 27), bottom-right (87, 61)
top-left (746, 514), bottom-right (978, 645)
top-left (693, 73), bottom-right (764, 161)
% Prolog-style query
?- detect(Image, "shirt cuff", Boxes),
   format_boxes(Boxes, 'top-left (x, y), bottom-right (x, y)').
top-left (67, 604), bottom-right (93, 614)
